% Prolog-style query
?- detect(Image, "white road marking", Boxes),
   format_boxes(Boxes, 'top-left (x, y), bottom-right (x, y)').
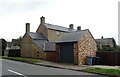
top-left (8, 69), bottom-right (28, 77)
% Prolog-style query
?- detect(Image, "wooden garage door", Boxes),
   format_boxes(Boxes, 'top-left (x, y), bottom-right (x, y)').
top-left (60, 43), bottom-right (74, 64)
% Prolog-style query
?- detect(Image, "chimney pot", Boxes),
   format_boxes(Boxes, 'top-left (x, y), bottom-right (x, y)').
top-left (69, 24), bottom-right (74, 29)
top-left (26, 23), bottom-right (30, 33)
top-left (40, 16), bottom-right (45, 24)
top-left (77, 26), bottom-right (81, 31)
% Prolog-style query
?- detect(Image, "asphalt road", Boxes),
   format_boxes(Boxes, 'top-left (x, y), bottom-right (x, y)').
top-left (1, 59), bottom-right (109, 77)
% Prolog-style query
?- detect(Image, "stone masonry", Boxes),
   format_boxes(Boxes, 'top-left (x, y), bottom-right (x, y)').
top-left (77, 32), bottom-right (97, 65)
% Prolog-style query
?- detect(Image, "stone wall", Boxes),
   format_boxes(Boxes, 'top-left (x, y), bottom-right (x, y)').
top-left (21, 34), bottom-right (46, 59)
top-left (21, 34), bottom-right (32, 57)
top-left (77, 32), bottom-right (97, 65)
top-left (36, 24), bottom-right (66, 42)
top-left (73, 43), bottom-right (78, 65)
top-left (45, 52), bottom-right (58, 62)
top-left (21, 33), bottom-right (59, 61)
top-left (32, 43), bottom-right (46, 59)
top-left (48, 29), bottom-right (66, 42)
top-left (36, 24), bottom-right (48, 38)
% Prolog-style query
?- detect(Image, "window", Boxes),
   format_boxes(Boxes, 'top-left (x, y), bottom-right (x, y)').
top-left (56, 31), bottom-right (60, 36)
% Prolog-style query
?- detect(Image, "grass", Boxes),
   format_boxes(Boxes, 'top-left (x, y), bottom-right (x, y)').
top-left (1, 56), bottom-right (41, 63)
top-left (83, 67), bottom-right (120, 76)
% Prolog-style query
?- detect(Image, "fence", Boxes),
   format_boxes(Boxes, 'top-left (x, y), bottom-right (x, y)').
top-left (8, 49), bottom-right (21, 57)
top-left (96, 52), bottom-right (120, 66)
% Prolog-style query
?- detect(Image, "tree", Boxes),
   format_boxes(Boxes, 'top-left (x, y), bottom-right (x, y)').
top-left (97, 45), bottom-right (120, 52)
top-left (13, 36), bottom-right (22, 46)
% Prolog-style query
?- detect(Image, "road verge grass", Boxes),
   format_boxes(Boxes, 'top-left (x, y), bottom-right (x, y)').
top-left (82, 67), bottom-right (120, 76)
top-left (2, 56), bottom-right (41, 63)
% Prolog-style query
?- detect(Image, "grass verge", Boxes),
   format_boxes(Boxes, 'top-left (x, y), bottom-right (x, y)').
top-left (1, 56), bottom-right (41, 63)
top-left (82, 67), bottom-right (120, 76)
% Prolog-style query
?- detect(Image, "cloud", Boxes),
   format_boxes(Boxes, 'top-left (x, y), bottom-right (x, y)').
top-left (0, 0), bottom-right (119, 44)
top-left (0, 0), bottom-right (52, 15)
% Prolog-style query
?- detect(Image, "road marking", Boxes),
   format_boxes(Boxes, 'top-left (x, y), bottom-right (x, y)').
top-left (8, 69), bottom-right (28, 77)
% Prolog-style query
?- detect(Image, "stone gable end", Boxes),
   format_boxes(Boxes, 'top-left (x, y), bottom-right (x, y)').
top-left (77, 32), bottom-right (97, 65)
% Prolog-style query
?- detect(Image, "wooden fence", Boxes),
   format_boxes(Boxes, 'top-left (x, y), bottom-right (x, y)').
top-left (8, 49), bottom-right (21, 57)
top-left (96, 52), bottom-right (120, 66)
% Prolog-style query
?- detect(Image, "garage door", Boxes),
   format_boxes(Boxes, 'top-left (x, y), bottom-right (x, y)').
top-left (60, 43), bottom-right (74, 64)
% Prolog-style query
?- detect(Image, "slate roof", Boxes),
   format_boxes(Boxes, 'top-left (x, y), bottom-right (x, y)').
top-left (43, 42), bottom-right (56, 51)
top-left (45, 23), bottom-right (74, 32)
top-left (33, 39), bottom-right (47, 48)
top-left (95, 38), bottom-right (116, 45)
top-left (56, 29), bottom-right (89, 43)
top-left (28, 32), bottom-right (55, 51)
top-left (28, 32), bottom-right (48, 40)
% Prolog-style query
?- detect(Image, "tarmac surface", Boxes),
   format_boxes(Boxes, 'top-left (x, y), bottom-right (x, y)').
top-left (1, 59), bottom-right (108, 77)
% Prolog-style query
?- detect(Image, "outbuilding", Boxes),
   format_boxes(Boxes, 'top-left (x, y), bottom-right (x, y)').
top-left (56, 29), bottom-right (97, 65)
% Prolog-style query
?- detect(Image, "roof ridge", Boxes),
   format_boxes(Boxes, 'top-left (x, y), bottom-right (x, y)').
top-left (44, 23), bottom-right (77, 32)
top-left (96, 38), bottom-right (114, 40)
top-left (45, 23), bottom-right (69, 29)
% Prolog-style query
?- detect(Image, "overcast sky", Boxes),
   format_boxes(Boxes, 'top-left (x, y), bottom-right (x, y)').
top-left (0, 0), bottom-right (119, 44)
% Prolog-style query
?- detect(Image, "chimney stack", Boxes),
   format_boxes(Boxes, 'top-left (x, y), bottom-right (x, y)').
top-left (40, 16), bottom-right (45, 24)
top-left (26, 23), bottom-right (30, 33)
top-left (77, 26), bottom-right (81, 31)
top-left (69, 24), bottom-right (74, 29)
top-left (101, 36), bottom-right (103, 39)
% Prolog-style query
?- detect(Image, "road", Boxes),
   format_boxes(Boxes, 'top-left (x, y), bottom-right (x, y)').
top-left (1, 59), bottom-right (109, 77)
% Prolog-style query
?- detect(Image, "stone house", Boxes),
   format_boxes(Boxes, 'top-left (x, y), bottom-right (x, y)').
top-left (95, 36), bottom-right (116, 50)
top-left (21, 16), bottom-right (97, 65)
top-left (21, 16), bottom-right (74, 59)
